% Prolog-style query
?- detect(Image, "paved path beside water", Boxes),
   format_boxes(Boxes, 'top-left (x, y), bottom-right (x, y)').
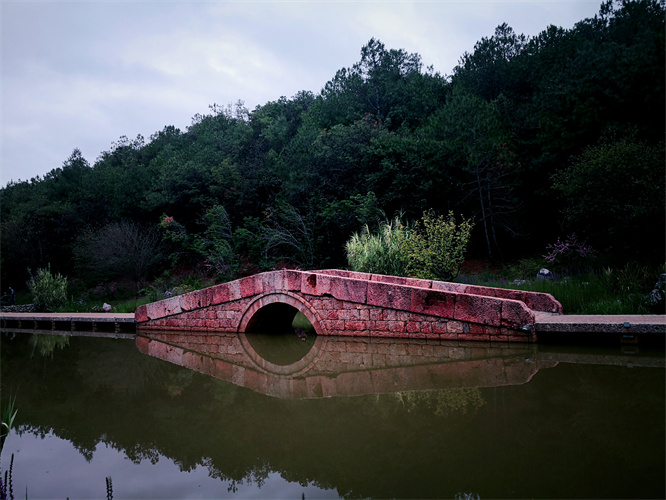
top-left (0, 312), bottom-right (135, 322)
top-left (535, 312), bottom-right (666, 334)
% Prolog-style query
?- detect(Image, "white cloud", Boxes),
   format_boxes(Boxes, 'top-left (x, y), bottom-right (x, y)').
top-left (1, 0), bottom-right (603, 185)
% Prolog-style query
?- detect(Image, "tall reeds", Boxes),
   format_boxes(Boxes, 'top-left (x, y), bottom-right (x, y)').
top-left (345, 217), bottom-right (409, 276)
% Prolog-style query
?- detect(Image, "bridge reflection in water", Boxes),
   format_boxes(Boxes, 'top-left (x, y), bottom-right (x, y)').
top-left (136, 330), bottom-right (663, 399)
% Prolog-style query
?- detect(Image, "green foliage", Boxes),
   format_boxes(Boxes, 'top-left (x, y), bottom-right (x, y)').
top-left (1, 1), bottom-right (664, 287)
top-left (1, 389), bottom-right (18, 452)
top-left (261, 202), bottom-right (317, 269)
top-left (463, 261), bottom-right (665, 315)
top-left (192, 205), bottom-right (235, 279)
top-left (29, 333), bottom-right (70, 358)
top-left (27, 265), bottom-right (68, 312)
top-left (346, 217), bottom-right (409, 276)
top-left (391, 388), bottom-right (485, 417)
top-left (552, 138), bottom-right (665, 258)
top-left (404, 211), bottom-right (474, 281)
top-left (111, 296), bottom-right (151, 314)
top-left (75, 221), bottom-right (163, 292)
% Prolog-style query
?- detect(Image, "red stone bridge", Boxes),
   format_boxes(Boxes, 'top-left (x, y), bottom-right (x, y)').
top-left (136, 269), bottom-right (562, 343)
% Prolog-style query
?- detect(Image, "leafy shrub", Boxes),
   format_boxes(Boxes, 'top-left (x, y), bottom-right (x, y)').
top-left (346, 217), bottom-right (408, 276)
top-left (27, 265), bottom-right (68, 311)
top-left (346, 211), bottom-right (474, 281)
top-left (404, 211), bottom-right (474, 281)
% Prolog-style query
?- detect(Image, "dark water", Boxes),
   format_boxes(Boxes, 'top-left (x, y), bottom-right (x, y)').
top-left (1, 330), bottom-right (664, 499)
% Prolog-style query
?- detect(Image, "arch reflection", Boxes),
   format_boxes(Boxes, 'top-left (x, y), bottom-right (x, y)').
top-left (136, 331), bottom-right (559, 399)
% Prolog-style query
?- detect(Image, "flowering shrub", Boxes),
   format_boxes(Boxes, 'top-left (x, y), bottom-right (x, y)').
top-left (543, 234), bottom-right (596, 268)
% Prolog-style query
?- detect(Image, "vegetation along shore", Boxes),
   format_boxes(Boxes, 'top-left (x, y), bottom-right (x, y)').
top-left (1, 1), bottom-right (663, 317)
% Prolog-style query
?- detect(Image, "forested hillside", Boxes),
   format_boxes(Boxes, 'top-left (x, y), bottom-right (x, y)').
top-left (2, 0), bottom-right (664, 291)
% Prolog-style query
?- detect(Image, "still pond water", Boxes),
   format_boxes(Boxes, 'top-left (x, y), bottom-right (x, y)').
top-left (1, 329), bottom-right (664, 499)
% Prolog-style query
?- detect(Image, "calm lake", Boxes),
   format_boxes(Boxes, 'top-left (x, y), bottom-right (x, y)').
top-left (1, 330), bottom-right (664, 499)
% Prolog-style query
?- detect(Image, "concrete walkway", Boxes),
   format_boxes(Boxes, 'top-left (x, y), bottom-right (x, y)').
top-left (0, 312), bottom-right (135, 322)
top-left (534, 312), bottom-right (666, 334)
top-left (0, 312), bottom-right (136, 334)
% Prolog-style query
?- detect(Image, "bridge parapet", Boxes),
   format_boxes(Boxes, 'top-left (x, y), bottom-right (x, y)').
top-left (135, 269), bottom-right (553, 342)
top-left (317, 269), bottom-right (562, 314)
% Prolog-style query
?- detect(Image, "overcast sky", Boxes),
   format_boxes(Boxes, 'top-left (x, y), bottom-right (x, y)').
top-left (1, 0), bottom-right (602, 186)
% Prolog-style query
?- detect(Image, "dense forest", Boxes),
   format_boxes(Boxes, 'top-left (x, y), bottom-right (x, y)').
top-left (1, 0), bottom-right (664, 293)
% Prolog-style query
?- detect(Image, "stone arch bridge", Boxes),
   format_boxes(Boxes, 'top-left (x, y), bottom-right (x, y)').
top-left (136, 269), bottom-right (562, 343)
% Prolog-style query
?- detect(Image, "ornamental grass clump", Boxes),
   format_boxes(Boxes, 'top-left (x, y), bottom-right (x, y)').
top-left (27, 264), bottom-right (68, 312)
top-left (345, 217), bottom-right (409, 276)
top-left (346, 211), bottom-right (474, 282)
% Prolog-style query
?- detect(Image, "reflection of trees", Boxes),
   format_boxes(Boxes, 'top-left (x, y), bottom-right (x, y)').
top-left (1, 334), bottom-right (664, 500)
top-left (389, 388), bottom-right (485, 417)
top-left (29, 333), bottom-right (69, 358)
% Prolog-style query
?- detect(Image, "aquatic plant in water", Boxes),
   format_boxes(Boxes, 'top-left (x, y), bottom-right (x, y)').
top-left (0, 390), bottom-right (18, 452)
top-left (0, 454), bottom-right (14, 500)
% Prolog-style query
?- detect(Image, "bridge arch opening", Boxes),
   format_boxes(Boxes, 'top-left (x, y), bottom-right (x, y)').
top-left (239, 293), bottom-right (324, 367)
top-left (245, 302), bottom-right (312, 334)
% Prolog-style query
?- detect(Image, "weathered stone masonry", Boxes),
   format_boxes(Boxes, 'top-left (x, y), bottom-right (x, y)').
top-left (135, 269), bottom-right (563, 343)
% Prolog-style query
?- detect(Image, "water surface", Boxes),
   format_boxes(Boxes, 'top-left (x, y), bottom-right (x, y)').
top-left (1, 331), bottom-right (663, 499)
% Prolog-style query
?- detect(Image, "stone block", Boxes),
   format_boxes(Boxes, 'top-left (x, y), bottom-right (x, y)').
top-left (406, 322), bottom-right (421, 334)
top-left (432, 321), bottom-right (448, 334)
top-left (180, 291), bottom-right (205, 312)
top-left (431, 281), bottom-right (467, 293)
top-left (373, 320), bottom-right (389, 331)
top-left (338, 309), bottom-right (359, 321)
top-left (388, 321), bottom-right (406, 333)
top-left (135, 305), bottom-right (148, 323)
top-left (371, 274), bottom-right (408, 285)
top-left (411, 289), bottom-right (456, 318)
top-left (237, 275), bottom-right (263, 298)
top-left (369, 309), bottom-right (383, 321)
top-left (329, 277), bottom-right (368, 304)
top-left (281, 270), bottom-right (303, 291)
top-left (259, 271), bottom-right (283, 292)
top-left (501, 300), bottom-right (534, 329)
top-left (345, 320), bottom-right (368, 331)
top-left (301, 272), bottom-right (331, 296)
top-left (468, 323), bottom-right (485, 335)
top-left (367, 281), bottom-right (412, 311)
top-left (458, 333), bottom-right (489, 342)
top-left (323, 319), bottom-right (345, 331)
top-left (383, 309), bottom-right (398, 321)
top-left (324, 309), bottom-right (340, 320)
top-left (454, 293), bottom-right (502, 325)
top-left (447, 321), bottom-right (464, 333)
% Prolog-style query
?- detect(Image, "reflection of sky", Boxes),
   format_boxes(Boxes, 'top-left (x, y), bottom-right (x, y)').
top-left (1, 431), bottom-right (339, 499)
